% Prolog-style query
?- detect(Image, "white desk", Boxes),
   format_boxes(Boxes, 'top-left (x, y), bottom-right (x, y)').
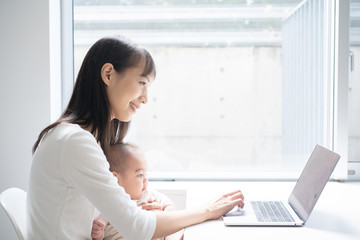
top-left (151, 181), bottom-right (360, 240)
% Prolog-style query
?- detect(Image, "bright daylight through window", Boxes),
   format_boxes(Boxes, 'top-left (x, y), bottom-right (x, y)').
top-left (73, 0), bottom-right (354, 179)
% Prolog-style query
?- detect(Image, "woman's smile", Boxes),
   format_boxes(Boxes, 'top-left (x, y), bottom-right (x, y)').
top-left (129, 102), bottom-right (139, 113)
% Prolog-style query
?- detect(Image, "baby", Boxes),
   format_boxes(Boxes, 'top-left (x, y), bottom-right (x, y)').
top-left (91, 143), bottom-right (183, 240)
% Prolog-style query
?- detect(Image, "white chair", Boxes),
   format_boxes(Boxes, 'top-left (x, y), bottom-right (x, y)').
top-left (0, 188), bottom-right (27, 240)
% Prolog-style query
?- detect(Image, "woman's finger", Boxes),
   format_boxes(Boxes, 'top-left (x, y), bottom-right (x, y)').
top-left (228, 191), bottom-right (245, 202)
top-left (234, 198), bottom-right (245, 209)
top-left (223, 189), bottom-right (242, 198)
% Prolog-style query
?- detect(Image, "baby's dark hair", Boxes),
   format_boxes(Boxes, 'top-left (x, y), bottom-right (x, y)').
top-left (104, 143), bottom-right (139, 174)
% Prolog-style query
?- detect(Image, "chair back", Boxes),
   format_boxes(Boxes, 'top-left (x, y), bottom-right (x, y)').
top-left (0, 188), bottom-right (27, 240)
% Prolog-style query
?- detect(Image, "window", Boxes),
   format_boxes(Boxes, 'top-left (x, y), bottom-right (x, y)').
top-left (71, 0), bottom-right (351, 180)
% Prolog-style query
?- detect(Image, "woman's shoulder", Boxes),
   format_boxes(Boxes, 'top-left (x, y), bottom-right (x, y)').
top-left (42, 122), bottom-right (97, 151)
top-left (54, 123), bottom-right (106, 170)
top-left (56, 122), bottom-right (85, 133)
top-left (52, 122), bottom-right (93, 140)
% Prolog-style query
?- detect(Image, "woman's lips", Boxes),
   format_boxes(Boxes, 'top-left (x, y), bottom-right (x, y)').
top-left (129, 102), bottom-right (138, 112)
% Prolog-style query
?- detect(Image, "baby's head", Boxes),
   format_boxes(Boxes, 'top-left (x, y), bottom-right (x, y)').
top-left (104, 143), bottom-right (148, 200)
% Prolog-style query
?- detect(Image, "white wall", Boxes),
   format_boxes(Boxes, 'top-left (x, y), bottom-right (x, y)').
top-left (0, 0), bottom-right (59, 238)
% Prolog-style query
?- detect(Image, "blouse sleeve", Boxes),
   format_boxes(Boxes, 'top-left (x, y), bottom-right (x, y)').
top-left (61, 129), bottom-right (156, 240)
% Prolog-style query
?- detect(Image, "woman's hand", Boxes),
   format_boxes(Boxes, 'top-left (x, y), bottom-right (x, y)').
top-left (152, 189), bottom-right (244, 239)
top-left (205, 189), bottom-right (245, 220)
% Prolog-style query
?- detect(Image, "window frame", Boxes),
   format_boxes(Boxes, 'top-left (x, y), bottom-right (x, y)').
top-left (61, 0), bottom-right (74, 111)
top-left (332, 0), bottom-right (350, 179)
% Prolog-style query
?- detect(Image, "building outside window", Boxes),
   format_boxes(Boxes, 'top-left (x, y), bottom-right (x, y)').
top-left (71, 0), bottom-right (356, 180)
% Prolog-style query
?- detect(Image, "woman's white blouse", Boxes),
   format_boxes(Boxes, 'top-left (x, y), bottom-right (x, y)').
top-left (27, 122), bottom-right (156, 240)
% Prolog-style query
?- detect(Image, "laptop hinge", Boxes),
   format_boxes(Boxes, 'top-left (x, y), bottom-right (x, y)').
top-left (288, 201), bottom-right (305, 223)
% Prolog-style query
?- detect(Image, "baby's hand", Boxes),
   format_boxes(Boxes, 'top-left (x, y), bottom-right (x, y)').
top-left (139, 202), bottom-right (162, 211)
top-left (91, 219), bottom-right (106, 240)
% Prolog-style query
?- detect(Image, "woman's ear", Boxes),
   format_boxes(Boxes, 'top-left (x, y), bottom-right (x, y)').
top-left (101, 63), bottom-right (114, 86)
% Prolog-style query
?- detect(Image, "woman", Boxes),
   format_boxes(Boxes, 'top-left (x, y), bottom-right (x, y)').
top-left (27, 35), bottom-right (244, 240)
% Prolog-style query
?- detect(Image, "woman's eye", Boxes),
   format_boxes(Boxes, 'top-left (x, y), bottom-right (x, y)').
top-left (137, 174), bottom-right (144, 178)
top-left (140, 81), bottom-right (147, 87)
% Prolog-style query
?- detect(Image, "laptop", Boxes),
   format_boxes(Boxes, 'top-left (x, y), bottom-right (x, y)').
top-left (223, 144), bottom-right (340, 226)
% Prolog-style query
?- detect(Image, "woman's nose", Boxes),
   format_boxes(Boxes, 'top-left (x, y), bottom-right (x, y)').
top-left (140, 89), bottom-right (148, 104)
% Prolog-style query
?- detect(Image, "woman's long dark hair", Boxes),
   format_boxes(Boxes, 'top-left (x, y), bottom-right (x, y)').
top-left (33, 35), bottom-right (156, 153)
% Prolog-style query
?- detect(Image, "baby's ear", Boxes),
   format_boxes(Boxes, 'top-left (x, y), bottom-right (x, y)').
top-left (111, 171), bottom-right (123, 185)
top-left (112, 171), bottom-right (119, 178)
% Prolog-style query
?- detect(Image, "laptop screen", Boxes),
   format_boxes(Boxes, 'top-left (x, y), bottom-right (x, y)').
top-left (288, 145), bottom-right (340, 222)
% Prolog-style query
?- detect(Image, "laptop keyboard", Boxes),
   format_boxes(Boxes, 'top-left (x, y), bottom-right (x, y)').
top-left (251, 201), bottom-right (295, 222)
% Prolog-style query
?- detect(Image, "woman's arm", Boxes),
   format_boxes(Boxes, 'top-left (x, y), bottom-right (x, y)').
top-left (137, 190), bottom-right (184, 240)
top-left (153, 190), bottom-right (244, 239)
top-left (62, 129), bottom-right (156, 240)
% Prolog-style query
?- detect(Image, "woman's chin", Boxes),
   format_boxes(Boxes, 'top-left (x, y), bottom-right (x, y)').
top-left (112, 115), bottom-right (132, 122)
